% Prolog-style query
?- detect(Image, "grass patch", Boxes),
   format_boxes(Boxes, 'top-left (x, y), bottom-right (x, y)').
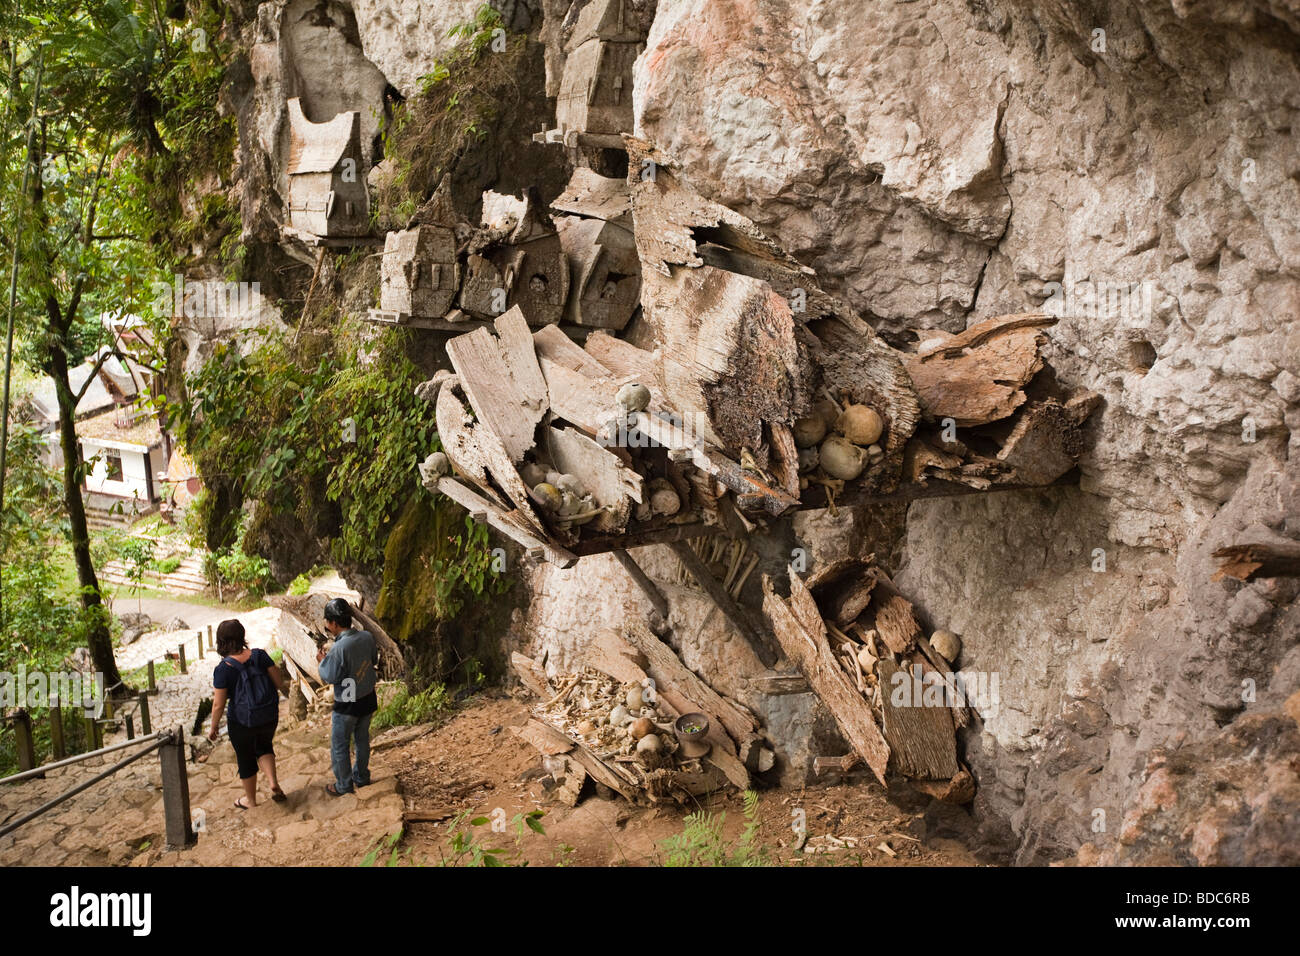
top-left (371, 681), bottom-right (452, 732)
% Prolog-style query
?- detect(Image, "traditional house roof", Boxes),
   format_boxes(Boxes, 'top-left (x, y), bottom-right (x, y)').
top-left (76, 407), bottom-right (163, 450)
top-left (27, 365), bottom-right (115, 426)
top-left (286, 97), bottom-right (361, 175)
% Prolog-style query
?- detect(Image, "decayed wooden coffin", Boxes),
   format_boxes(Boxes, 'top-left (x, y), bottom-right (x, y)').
top-left (419, 140), bottom-right (1097, 562)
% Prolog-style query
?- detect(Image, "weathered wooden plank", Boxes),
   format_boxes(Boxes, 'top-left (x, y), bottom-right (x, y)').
top-left (584, 629), bottom-right (656, 689)
top-left (537, 356), bottom-right (616, 436)
top-left (583, 331), bottom-right (662, 389)
top-left (877, 658), bottom-right (960, 781)
top-left (437, 477), bottom-right (577, 567)
top-left (623, 616), bottom-right (760, 752)
top-left (533, 322), bottom-right (615, 379)
top-left (762, 572), bottom-right (890, 787)
top-left (434, 376), bottom-right (541, 526)
top-left (510, 719), bottom-right (574, 756)
top-left (493, 306), bottom-right (549, 408)
top-left (904, 313), bottom-right (1056, 427)
top-left (870, 572), bottom-right (921, 655)
top-left (446, 323), bottom-right (544, 462)
top-left (513, 719), bottom-right (637, 799)
top-left (511, 651), bottom-right (553, 699)
top-left (1212, 540), bottom-right (1300, 582)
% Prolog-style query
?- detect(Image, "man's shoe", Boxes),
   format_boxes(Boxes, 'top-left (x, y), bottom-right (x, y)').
top-left (325, 783), bottom-right (352, 797)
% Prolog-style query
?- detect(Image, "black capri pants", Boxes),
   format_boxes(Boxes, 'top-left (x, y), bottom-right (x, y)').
top-left (227, 719), bottom-right (278, 779)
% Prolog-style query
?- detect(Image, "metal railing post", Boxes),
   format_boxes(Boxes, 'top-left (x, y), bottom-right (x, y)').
top-left (125, 714), bottom-right (135, 740)
top-left (138, 692), bottom-right (151, 735)
top-left (159, 727), bottom-right (196, 850)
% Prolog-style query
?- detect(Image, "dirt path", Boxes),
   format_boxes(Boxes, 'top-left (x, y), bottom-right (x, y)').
top-left (0, 699), bottom-right (404, 867)
top-left (385, 693), bottom-right (984, 867)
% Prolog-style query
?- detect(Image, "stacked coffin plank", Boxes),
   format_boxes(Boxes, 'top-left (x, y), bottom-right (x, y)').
top-left (509, 621), bottom-right (769, 805)
top-left (420, 143), bottom-right (1098, 562)
top-left (762, 557), bottom-right (976, 802)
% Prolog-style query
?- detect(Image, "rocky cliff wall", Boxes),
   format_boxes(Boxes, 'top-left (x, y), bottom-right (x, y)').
top-left (206, 0), bottom-right (1299, 863)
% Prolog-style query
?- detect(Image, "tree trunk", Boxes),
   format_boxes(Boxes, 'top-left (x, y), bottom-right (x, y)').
top-left (49, 344), bottom-right (124, 694)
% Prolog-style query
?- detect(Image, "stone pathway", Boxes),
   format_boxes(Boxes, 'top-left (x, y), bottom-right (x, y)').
top-left (0, 701), bottom-right (404, 867)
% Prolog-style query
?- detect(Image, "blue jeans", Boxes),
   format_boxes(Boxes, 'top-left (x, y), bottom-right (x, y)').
top-left (330, 710), bottom-right (373, 793)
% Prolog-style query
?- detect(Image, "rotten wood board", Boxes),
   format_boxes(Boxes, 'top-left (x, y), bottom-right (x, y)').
top-left (445, 319), bottom-right (546, 462)
top-left (437, 477), bottom-right (577, 567)
top-left (493, 306), bottom-right (549, 409)
top-left (512, 719), bottom-right (638, 800)
top-left (762, 571), bottom-right (890, 787)
top-left (435, 378), bottom-right (544, 528)
top-left (533, 322), bottom-right (616, 380)
top-left (511, 651), bottom-right (553, 699)
top-left (869, 571), bottom-right (922, 655)
top-left (583, 331), bottom-right (665, 393)
top-left (877, 658), bottom-right (961, 781)
top-left (904, 313), bottom-right (1056, 427)
top-left (1211, 540), bottom-right (1300, 582)
top-left (622, 617), bottom-right (759, 774)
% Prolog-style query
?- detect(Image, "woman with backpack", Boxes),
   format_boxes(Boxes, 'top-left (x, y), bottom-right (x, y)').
top-left (208, 619), bottom-right (289, 809)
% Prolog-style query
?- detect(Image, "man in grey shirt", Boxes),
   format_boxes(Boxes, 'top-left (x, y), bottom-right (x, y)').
top-left (316, 598), bottom-right (379, 795)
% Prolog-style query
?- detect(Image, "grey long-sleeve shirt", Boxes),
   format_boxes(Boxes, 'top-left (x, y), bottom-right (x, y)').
top-left (318, 628), bottom-right (379, 713)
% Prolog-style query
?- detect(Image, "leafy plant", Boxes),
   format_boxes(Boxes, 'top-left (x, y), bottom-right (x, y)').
top-left (371, 681), bottom-right (452, 732)
top-left (660, 790), bottom-right (770, 867)
top-left (438, 809), bottom-right (546, 867)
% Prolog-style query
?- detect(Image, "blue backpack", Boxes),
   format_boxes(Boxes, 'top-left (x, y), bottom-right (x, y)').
top-left (225, 653), bottom-right (278, 727)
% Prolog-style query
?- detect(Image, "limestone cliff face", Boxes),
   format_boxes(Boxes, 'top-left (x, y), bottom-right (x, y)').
top-left (208, 0), bottom-right (1299, 863)
top-left (629, 0), bottom-right (1300, 862)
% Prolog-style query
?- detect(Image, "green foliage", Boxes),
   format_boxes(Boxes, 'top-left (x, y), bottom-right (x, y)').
top-left (151, 555), bottom-right (182, 575)
top-left (375, 496), bottom-right (508, 646)
top-left (360, 829), bottom-right (408, 867)
top-left (212, 545), bottom-right (273, 598)
top-left (660, 791), bottom-right (771, 867)
top-left (375, 4), bottom-right (526, 225)
top-left (371, 681), bottom-right (452, 732)
top-left (439, 809), bottom-right (546, 867)
top-left (173, 320), bottom-right (436, 569)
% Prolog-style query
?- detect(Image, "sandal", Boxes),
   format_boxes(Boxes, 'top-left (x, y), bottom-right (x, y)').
top-left (271, 787), bottom-right (287, 803)
top-left (234, 797), bottom-right (252, 810)
top-left (325, 783), bottom-right (350, 797)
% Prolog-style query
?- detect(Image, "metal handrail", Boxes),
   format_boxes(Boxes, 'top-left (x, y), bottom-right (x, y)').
top-left (0, 729), bottom-right (169, 786)
top-left (0, 730), bottom-right (173, 839)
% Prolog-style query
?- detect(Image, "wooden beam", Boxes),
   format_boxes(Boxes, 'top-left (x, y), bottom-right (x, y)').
top-left (436, 477), bottom-right (577, 567)
top-left (761, 572), bottom-right (890, 787)
top-left (668, 541), bottom-right (778, 668)
top-left (611, 549), bottom-right (670, 619)
top-left (1212, 540), bottom-right (1300, 582)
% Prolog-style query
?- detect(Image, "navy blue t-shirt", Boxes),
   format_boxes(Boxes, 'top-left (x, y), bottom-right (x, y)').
top-left (212, 648), bottom-right (276, 727)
